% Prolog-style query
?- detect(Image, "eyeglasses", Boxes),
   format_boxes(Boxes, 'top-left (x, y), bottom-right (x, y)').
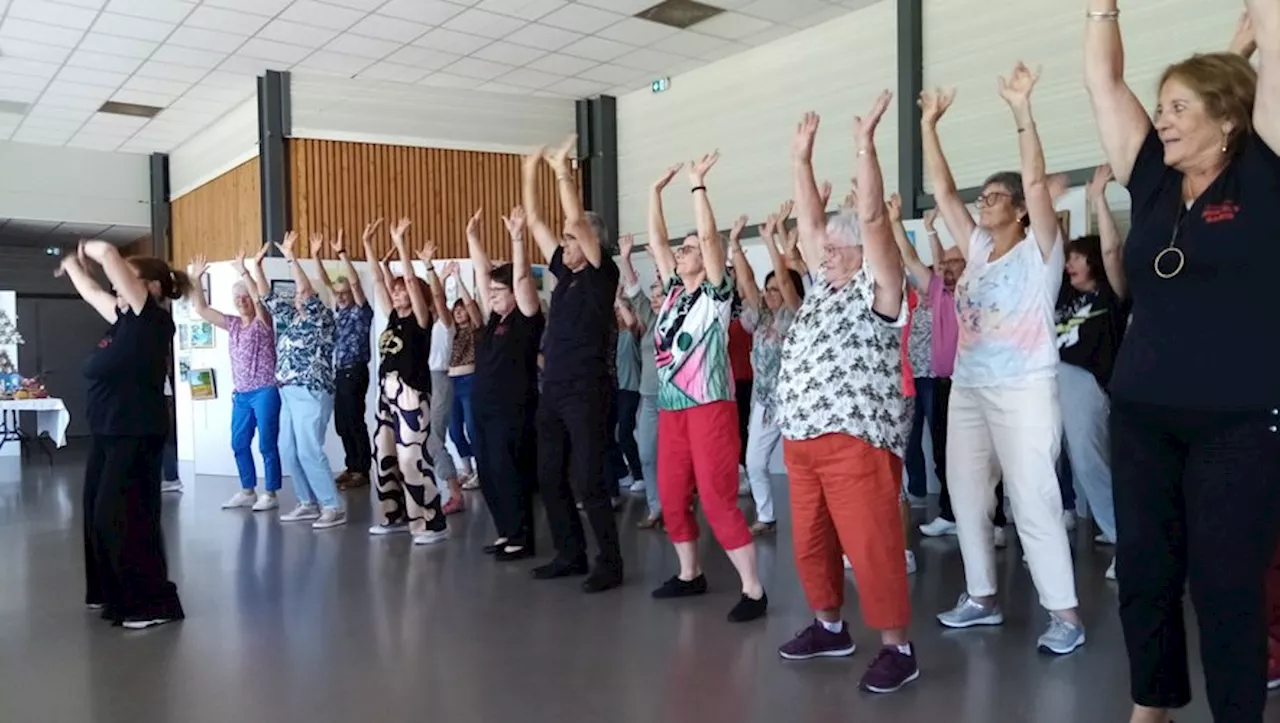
top-left (673, 245), bottom-right (701, 258)
top-left (975, 192), bottom-right (1012, 209)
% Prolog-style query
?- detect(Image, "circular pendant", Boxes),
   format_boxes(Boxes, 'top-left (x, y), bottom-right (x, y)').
top-left (1154, 246), bottom-right (1185, 279)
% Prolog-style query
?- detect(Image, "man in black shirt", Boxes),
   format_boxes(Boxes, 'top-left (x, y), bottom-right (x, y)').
top-left (523, 135), bottom-right (623, 593)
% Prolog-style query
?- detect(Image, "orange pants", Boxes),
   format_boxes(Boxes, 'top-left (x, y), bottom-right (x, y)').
top-left (783, 433), bottom-right (911, 631)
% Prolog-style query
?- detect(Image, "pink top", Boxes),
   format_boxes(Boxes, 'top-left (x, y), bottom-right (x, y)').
top-left (928, 273), bottom-right (959, 379)
top-left (222, 313), bottom-right (276, 393)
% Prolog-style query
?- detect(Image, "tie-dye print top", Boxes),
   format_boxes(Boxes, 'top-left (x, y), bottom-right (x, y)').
top-left (952, 227), bottom-right (1064, 388)
top-left (654, 274), bottom-right (734, 411)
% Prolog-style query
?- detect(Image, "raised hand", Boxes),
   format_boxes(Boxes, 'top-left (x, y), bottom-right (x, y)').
top-left (362, 218), bottom-right (383, 244)
top-left (466, 208), bottom-right (483, 237)
top-left (331, 230), bottom-right (346, 257)
top-left (442, 260), bottom-right (460, 279)
top-left (653, 163), bottom-right (683, 192)
top-left (842, 183), bottom-right (859, 210)
top-left (784, 227), bottom-right (800, 256)
top-left (232, 249), bottom-right (248, 276)
top-left (819, 180), bottom-right (833, 210)
top-left (390, 217), bottom-right (411, 249)
top-left (276, 230), bottom-right (298, 259)
top-left (688, 151), bottom-right (719, 186)
top-left (1046, 173), bottom-right (1071, 203)
top-left (522, 149), bottom-right (544, 177)
top-left (1230, 11), bottom-right (1257, 56)
top-left (777, 199), bottom-right (794, 223)
top-left (417, 241), bottom-right (437, 265)
top-left (918, 88), bottom-right (956, 127)
top-left (886, 193), bottom-right (903, 222)
top-left (923, 208), bottom-right (939, 230)
top-left (997, 61), bottom-right (1040, 109)
top-left (855, 90), bottom-right (893, 148)
top-left (254, 240), bottom-right (271, 264)
top-left (1087, 164), bottom-right (1114, 201)
top-left (381, 248), bottom-right (395, 264)
top-left (190, 254), bottom-right (209, 280)
top-left (545, 135), bottom-right (577, 174)
top-left (759, 214), bottom-right (778, 241)
top-left (503, 206), bottom-right (527, 241)
top-left (308, 232), bottom-right (325, 258)
top-left (793, 112), bottom-right (820, 162)
top-left (619, 232), bottom-right (634, 259)
top-left (729, 214), bottom-right (748, 244)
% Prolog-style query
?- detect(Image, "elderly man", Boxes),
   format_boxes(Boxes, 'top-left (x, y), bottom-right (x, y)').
top-left (773, 94), bottom-right (918, 694)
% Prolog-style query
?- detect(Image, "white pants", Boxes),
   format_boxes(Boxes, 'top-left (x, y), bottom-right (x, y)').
top-left (745, 401), bottom-right (783, 523)
top-left (947, 377), bottom-right (1077, 611)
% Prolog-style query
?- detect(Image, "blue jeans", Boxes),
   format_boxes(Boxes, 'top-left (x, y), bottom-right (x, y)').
top-left (637, 394), bottom-right (660, 516)
top-left (162, 442), bottom-right (179, 482)
top-left (449, 374), bottom-right (477, 460)
top-left (278, 385), bottom-right (340, 510)
top-left (231, 386), bottom-right (283, 492)
top-left (905, 377), bottom-right (937, 498)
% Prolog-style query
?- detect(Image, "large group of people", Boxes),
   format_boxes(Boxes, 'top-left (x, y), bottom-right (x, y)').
top-left (59, 0), bottom-right (1280, 720)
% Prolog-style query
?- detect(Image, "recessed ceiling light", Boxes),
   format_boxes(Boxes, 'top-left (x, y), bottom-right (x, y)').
top-left (0, 100), bottom-right (30, 116)
top-left (98, 101), bottom-right (163, 119)
top-left (636, 0), bottom-right (724, 29)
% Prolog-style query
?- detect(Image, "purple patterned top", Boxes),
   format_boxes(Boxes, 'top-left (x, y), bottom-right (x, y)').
top-left (222, 313), bottom-right (276, 393)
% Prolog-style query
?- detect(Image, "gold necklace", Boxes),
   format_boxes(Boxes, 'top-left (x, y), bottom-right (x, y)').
top-left (1154, 198), bottom-right (1188, 280)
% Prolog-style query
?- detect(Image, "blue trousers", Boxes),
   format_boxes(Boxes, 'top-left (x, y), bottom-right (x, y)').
top-left (231, 386), bottom-right (283, 492)
top-left (905, 377), bottom-right (938, 498)
top-left (278, 385), bottom-right (340, 509)
top-left (449, 373), bottom-right (477, 461)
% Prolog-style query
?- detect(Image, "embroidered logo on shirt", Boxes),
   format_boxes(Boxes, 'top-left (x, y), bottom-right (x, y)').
top-left (1202, 202), bottom-right (1240, 224)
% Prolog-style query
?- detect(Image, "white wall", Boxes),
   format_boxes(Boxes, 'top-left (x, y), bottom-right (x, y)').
top-left (615, 0), bottom-right (898, 243)
top-left (922, 0), bottom-right (1240, 194)
top-left (168, 97), bottom-right (259, 201)
top-left (290, 73), bottom-right (577, 155)
top-left (0, 142), bottom-right (150, 227)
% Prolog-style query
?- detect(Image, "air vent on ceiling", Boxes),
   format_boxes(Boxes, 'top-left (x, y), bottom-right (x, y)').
top-left (98, 101), bottom-right (163, 119)
top-left (637, 0), bottom-right (724, 29)
top-left (0, 100), bottom-right (30, 116)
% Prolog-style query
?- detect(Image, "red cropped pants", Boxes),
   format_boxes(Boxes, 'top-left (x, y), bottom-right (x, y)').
top-left (657, 401), bottom-right (753, 552)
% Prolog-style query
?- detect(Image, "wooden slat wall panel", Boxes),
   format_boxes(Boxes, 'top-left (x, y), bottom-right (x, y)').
top-left (171, 157), bottom-right (262, 264)
top-left (288, 139), bottom-right (577, 264)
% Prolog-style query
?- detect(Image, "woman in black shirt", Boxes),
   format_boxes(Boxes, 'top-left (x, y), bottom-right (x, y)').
top-left (1085, 3), bottom-right (1280, 721)
top-left (365, 218), bottom-right (452, 546)
top-left (465, 207), bottom-right (545, 561)
top-left (58, 240), bottom-right (188, 630)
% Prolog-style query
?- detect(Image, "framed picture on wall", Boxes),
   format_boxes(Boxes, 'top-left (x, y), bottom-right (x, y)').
top-left (189, 368), bottom-right (217, 400)
top-left (178, 324), bottom-right (190, 351)
top-left (271, 279), bottom-right (297, 299)
top-left (189, 321), bottom-right (215, 349)
top-left (201, 273), bottom-right (211, 304)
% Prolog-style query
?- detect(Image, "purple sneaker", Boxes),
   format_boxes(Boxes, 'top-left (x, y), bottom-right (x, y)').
top-left (778, 621), bottom-right (857, 660)
top-left (860, 645), bottom-right (920, 694)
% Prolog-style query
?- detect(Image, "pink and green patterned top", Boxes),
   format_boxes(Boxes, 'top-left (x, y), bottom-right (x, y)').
top-left (221, 312), bottom-right (276, 393)
top-left (654, 274), bottom-right (733, 412)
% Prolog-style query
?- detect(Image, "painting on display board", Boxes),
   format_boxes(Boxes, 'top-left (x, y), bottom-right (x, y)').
top-left (178, 324), bottom-right (190, 351)
top-left (189, 368), bottom-right (217, 400)
top-left (189, 321), bottom-right (215, 349)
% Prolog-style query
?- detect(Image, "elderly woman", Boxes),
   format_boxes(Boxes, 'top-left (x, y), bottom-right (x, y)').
top-left (921, 63), bottom-right (1080, 655)
top-left (774, 94), bottom-right (917, 694)
top-left (618, 233), bottom-right (665, 529)
top-left (647, 152), bottom-right (767, 623)
top-left (1086, 3), bottom-right (1280, 721)
top-left (189, 250), bottom-right (281, 513)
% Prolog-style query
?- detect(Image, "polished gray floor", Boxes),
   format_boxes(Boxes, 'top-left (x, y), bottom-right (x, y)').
top-left (0, 446), bottom-right (1273, 723)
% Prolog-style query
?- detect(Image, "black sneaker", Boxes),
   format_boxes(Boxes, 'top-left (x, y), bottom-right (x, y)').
top-left (495, 546), bottom-right (534, 562)
top-left (651, 574), bottom-right (708, 599)
top-left (582, 567), bottom-right (623, 594)
top-left (532, 558), bottom-right (589, 580)
top-left (727, 591), bottom-right (768, 623)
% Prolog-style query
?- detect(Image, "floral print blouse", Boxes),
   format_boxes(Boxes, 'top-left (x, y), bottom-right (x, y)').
top-left (262, 292), bottom-right (336, 394)
top-left (740, 304), bottom-right (796, 425)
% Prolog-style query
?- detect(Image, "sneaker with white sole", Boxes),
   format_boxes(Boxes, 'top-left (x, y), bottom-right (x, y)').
top-left (905, 550), bottom-right (917, 575)
top-left (251, 493), bottom-right (278, 512)
top-left (993, 526), bottom-right (1007, 549)
top-left (1037, 614), bottom-right (1085, 655)
top-left (1105, 557), bottom-right (1117, 581)
top-left (221, 490), bottom-right (256, 509)
top-left (1062, 510), bottom-right (1077, 531)
top-left (1095, 533), bottom-right (1115, 545)
top-left (312, 508), bottom-right (347, 530)
top-left (937, 594), bottom-right (1004, 629)
top-left (280, 503), bottom-right (321, 522)
top-left (919, 517), bottom-right (957, 537)
top-left (413, 529), bottom-right (449, 545)
top-left (369, 522), bottom-right (410, 535)
top-left (629, 479), bottom-right (646, 494)
top-left (160, 479), bottom-right (184, 494)
top-left (122, 617), bottom-right (176, 630)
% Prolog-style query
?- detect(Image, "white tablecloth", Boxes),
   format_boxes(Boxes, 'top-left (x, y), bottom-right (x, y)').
top-left (0, 398), bottom-right (70, 448)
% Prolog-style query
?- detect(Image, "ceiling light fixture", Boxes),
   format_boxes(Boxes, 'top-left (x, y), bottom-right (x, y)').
top-left (97, 101), bottom-right (163, 119)
top-left (636, 0), bottom-right (725, 29)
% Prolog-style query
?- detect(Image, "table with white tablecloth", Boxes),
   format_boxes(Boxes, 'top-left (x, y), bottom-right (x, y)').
top-left (0, 398), bottom-right (70, 462)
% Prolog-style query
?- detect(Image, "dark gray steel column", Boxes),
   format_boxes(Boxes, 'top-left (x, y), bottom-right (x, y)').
top-left (258, 70), bottom-right (291, 255)
top-left (898, 0), bottom-right (923, 220)
top-left (575, 95), bottom-right (619, 250)
top-left (148, 152), bottom-right (170, 259)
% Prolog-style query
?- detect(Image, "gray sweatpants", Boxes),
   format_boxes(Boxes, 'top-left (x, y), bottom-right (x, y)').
top-left (428, 370), bottom-right (457, 492)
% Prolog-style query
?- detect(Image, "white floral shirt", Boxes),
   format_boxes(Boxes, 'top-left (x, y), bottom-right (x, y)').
top-left (776, 264), bottom-right (911, 457)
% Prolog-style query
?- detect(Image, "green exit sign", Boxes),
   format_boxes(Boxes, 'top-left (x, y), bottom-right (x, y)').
top-left (651, 77), bottom-right (671, 93)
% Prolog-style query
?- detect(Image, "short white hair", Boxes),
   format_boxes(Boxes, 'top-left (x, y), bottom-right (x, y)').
top-left (231, 281), bottom-right (250, 299)
top-left (825, 210), bottom-right (862, 247)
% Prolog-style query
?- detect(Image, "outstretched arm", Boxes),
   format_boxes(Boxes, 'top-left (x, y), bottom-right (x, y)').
top-left (919, 89), bottom-right (978, 257)
top-left (229, 249), bottom-right (269, 324)
top-left (505, 207), bottom-right (542, 317)
top-left (855, 90), bottom-right (905, 317)
top-left (763, 216), bottom-right (801, 312)
top-left (648, 163), bottom-right (681, 282)
top-left (247, 242), bottom-right (271, 298)
top-left (83, 239), bottom-right (148, 315)
top-left (887, 194), bottom-right (932, 289)
top-left (309, 232), bottom-right (335, 307)
top-left (1247, 2), bottom-right (1280, 152)
top-left (521, 150), bottom-right (561, 264)
top-left (727, 214), bottom-right (760, 310)
top-left (362, 230), bottom-right (393, 312)
top-left (339, 225), bottom-right (372, 308)
top-left (618, 233), bottom-right (639, 290)
top-left (451, 263), bottom-right (483, 328)
top-left (1088, 164), bottom-right (1128, 299)
top-left (544, 135), bottom-right (602, 268)
top-left (465, 208), bottom-right (492, 321)
top-left (688, 152), bottom-right (725, 287)
top-left (926, 211), bottom-right (947, 276)
top-left (188, 254), bottom-right (229, 330)
top-left (791, 112), bottom-right (826, 273)
top-left (390, 218), bottom-right (431, 328)
top-left (999, 62), bottom-right (1060, 261)
top-left (55, 243), bottom-right (117, 323)
top-left (1084, 0), bottom-right (1154, 185)
top-left (276, 232), bottom-right (317, 298)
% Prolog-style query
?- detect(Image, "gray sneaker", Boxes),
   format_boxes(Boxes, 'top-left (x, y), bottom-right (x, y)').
top-left (1037, 614), bottom-right (1085, 655)
top-left (280, 503), bottom-right (321, 522)
top-left (937, 594), bottom-right (1004, 629)
top-left (312, 508), bottom-right (347, 530)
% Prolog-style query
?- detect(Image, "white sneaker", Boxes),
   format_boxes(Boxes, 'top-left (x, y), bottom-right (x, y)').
top-left (629, 479), bottom-right (646, 494)
top-left (369, 522), bottom-right (409, 535)
top-left (993, 526), bottom-right (1007, 549)
top-left (413, 529), bottom-right (449, 545)
top-left (221, 490), bottom-right (256, 509)
top-left (905, 550), bottom-right (917, 575)
top-left (122, 617), bottom-right (176, 630)
top-left (280, 503), bottom-right (321, 522)
top-left (251, 493), bottom-right (278, 512)
top-left (1062, 510), bottom-right (1077, 531)
top-left (1094, 533), bottom-right (1114, 545)
top-left (160, 479), bottom-right (183, 493)
top-left (312, 508), bottom-right (347, 530)
top-left (1105, 557), bottom-right (1117, 581)
top-left (919, 517), bottom-right (957, 537)
top-left (843, 555), bottom-right (853, 570)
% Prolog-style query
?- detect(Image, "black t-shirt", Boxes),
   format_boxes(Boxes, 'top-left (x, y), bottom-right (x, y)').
top-left (473, 309), bottom-right (546, 409)
top-left (1111, 128), bottom-right (1280, 410)
top-left (84, 298), bottom-right (174, 437)
top-left (1055, 282), bottom-right (1126, 389)
top-left (541, 247), bottom-right (619, 386)
top-left (378, 311), bottom-right (431, 394)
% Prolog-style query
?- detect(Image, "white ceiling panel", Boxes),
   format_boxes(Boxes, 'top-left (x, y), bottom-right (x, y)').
top-left (320, 0), bottom-right (385, 9)
top-left (39, 93), bottom-right (102, 110)
top-left (378, 0), bottom-right (465, 26)
top-left (476, 0), bottom-right (564, 21)
top-left (357, 61), bottom-right (429, 84)
top-left (652, 30), bottom-right (730, 58)
top-left (524, 51), bottom-right (595, 76)
top-left (0, 57), bottom-right (63, 79)
top-left (0, 37), bottom-right (75, 62)
top-left (278, 0), bottom-right (364, 31)
top-left (537, 3), bottom-right (624, 34)
top-left (66, 134), bottom-right (127, 149)
top-left (0, 74), bottom-right (55, 92)
top-left (415, 27), bottom-right (490, 55)
top-left (496, 66), bottom-right (562, 89)
top-left (105, 0), bottom-right (196, 24)
top-left (90, 13), bottom-right (175, 41)
top-left (75, 32), bottom-right (159, 58)
top-left (1, 17), bottom-right (86, 46)
top-left (595, 17), bottom-right (678, 45)
top-left (184, 5), bottom-right (269, 35)
top-left (256, 18), bottom-right (340, 47)
top-left (440, 56), bottom-right (514, 81)
top-left (347, 13), bottom-right (430, 44)
top-left (8, 0), bottom-right (102, 30)
top-left (385, 44), bottom-right (460, 70)
top-left (444, 8), bottom-right (526, 40)
top-left (296, 50), bottom-right (374, 75)
top-left (506, 22), bottom-right (579, 51)
top-left (202, 0), bottom-right (289, 14)
top-left (135, 59), bottom-right (211, 82)
top-left (576, 61), bottom-right (644, 85)
top-left (148, 45), bottom-right (228, 69)
top-left (472, 40), bottom-right (546, 66)
top-left (111, 88), bottom-right (182, 106)
top-left (56, 0), bottom-right (109, 7)
top-left (417, 72), bottom-right (477, 89)
top-left (558, 35), bottom-right (631, 62)
top-left (65, 49), bottom-right (146, 74)
top-left (574, 0), bottom-right (653, 13)
top-left (167, 25), bottom-right (249, 52)
top-left (54, 66), bottom-right (130, 89)
top-left (324, 33), bottom-right (401, 59)
top-left (237, 37), bottom-right (312, 63)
